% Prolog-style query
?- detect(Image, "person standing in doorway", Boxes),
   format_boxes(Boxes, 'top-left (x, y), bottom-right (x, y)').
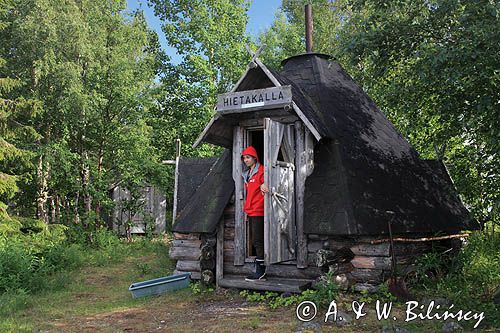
top-left (241, 145), bottom-right (269, 281)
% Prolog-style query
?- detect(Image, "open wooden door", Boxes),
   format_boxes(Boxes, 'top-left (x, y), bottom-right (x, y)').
top-left (264, 118), bottom-right (297, 264)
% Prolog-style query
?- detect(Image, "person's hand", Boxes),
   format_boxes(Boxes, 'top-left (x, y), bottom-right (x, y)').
top-left (260, 184), bottom-right (269, 195)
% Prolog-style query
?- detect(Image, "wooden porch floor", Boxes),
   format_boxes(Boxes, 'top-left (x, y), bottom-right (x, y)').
top-left (217, 274), bottom-right (313, 293)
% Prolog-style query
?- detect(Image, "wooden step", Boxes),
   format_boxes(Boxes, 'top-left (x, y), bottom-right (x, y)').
top-left (218, 274), bottom-right (312, 293)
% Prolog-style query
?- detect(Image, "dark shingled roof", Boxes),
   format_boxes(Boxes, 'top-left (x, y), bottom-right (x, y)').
top-left (175, 156), bottom-right (218, 215)
top-left (273, 53), bottom-right (476, 235)
top-left (172, 149), bottom-right (234, 233)
top-left (177, 53), bottom-right (476, 235)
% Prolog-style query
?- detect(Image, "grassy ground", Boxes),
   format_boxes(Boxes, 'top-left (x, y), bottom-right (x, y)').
top-left (0, 235), bottom-right (496, 332)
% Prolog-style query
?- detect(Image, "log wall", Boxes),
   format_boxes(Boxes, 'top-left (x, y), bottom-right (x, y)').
top-left (171, 199), bottom-right (457, 287)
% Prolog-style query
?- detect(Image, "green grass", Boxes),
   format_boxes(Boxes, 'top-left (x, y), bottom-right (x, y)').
top-left (0, 234), bottom-right (175, 332)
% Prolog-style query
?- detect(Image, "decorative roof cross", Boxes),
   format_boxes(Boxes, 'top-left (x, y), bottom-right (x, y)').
top-left (245, 44), bottom-right (266, 67)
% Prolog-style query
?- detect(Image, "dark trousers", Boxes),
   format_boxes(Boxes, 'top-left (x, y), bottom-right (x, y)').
top-left (249, 216), bottom-right (264, 259)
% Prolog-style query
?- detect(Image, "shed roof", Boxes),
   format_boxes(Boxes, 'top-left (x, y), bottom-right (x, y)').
top-left (172, 149), bottom-right (234, 233)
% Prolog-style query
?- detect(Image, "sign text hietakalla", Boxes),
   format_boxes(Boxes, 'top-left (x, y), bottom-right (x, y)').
top-left (217, 86), bottom-right (292, 112)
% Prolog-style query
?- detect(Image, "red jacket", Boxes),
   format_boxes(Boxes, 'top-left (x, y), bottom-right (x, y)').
top-left (241, 146), bottom-right (265, 216)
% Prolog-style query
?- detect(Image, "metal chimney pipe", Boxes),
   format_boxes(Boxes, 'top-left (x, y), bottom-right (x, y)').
top-left (305, 4), bottom-right (313, 53)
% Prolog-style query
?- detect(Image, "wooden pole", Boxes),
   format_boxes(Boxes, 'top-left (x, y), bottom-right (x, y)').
top-left (370, 233), bottom-right (469, 245)
top-left (305, 4), bottom-right (313, 53)
top-left (172, 138), bottom-right (181, 226)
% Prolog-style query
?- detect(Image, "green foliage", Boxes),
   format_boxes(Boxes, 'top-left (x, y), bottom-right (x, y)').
top-left (189, 280), bottom-right (214, 295)
top-left (260, 0), bottom-right (499, 228)
top-left (0, 0), bottom-right (165, 228)
top-left (356, 282), bottom-right (397, 304)
top-left (412, 231), bottom-right (500, 326)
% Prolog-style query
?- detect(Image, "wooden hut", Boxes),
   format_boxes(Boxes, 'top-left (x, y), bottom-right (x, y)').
top-left (109, 184), bottom-right (167, 235)
top-left (169, 52), bottom-right (476, 292)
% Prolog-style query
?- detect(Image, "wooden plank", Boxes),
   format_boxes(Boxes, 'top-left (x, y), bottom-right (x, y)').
top-left (172, 139), bottom-right (181, 226)
top-left (255, 58), bottom-right (283, 87)
top-left (294, 121), bottom-right (308, 268)
top-left (292, 102), bottom-right (322, 142)
top-left (232, 126), bottom-right (245, 266)
top-left (176, 260), bottom-right (201, 272)
top-left (217, 86), bottom-right (292, 113)
top-left (264, 118), bottom-right (296, 264)
top-left (216, 217), bottom-right (224, 286)
top-left (218, 275), bottom-right (311, 293)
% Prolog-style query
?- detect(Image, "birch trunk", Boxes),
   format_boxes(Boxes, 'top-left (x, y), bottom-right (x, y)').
top-left (36, 155), bottom-right (49, 223)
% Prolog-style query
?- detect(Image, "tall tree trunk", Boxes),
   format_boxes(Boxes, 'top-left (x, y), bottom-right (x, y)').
top-left (81, 150), bottom-right (92, 215)
top-left (73, 192), bottom-right (80, 224)
top-left (50, 195), bottom-right (55, 224)
top-left (36, 155), bottom-right (49, 223)
top-left (55, 195), bottom-right (61, 224)
top-left (95, 148), bottom-right (104, 226)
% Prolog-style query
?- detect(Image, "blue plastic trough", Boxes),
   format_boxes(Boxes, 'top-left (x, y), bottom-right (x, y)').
top-left (128, 272), bottom-right (191, 298)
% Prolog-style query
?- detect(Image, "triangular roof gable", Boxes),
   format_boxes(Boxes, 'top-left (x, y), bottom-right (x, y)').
top-left (193, 59), bottom-right (322, 149)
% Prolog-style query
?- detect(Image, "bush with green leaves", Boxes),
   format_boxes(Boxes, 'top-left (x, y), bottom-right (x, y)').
top-left (412, 231), bottom-right (499, 327)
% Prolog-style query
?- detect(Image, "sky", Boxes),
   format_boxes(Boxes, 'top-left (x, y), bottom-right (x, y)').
top-left (126, 0), bottom-right (282, 64)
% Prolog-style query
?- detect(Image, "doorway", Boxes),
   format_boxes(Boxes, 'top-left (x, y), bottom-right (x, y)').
top-left (244, 128), bottom-right (264, 259)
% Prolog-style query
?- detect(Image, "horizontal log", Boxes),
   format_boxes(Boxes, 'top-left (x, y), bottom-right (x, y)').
top-left (201, 244), bottom-right (215, 260)
top-left (223, 205), bottom-right (235, 214)
top-left (173, 269), bottom-right (201, 280)
top-left (327, 262), bottom-right (354, 275)
top-left (316, 248), bottom-right (354, 267)
top-left (307, 234), bottom-right (329, 241)
top-left (169, 246), bottom-right (201, 261)
top-left (349, 268), bottom-right (385, 283)
top-left (351, 256), bottom-right (392, 270)
top-left (173, 232), bottom-right (200, 240)
top-left (200, 257), bottom-right (216, 270)
top-left (223, 240), bottom-right (235, 250)
top-left (350, 242), bottom-right (432, 257)
top-left (201, 270), bottom-right (215, 286)
top-left (223, 262), bottom-right (322, 280)
top-left (307, 239), bottom-right (327, 252)
top-left (172, 239), bottom-right (202, 248)
top-left (224, 228), bottom-right (235, 240)
top-left (176, 260), bottom-right (200, 272)
top-left (224, 219), bottom-right (235, 228)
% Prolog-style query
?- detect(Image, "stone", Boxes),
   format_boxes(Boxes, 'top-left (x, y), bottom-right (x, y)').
top-left (325, 310), bottom-right (352, 327)
top-left (353, 283), bottom-right (379, 293)
top-left (442, 321), bottom-right (463, 333)
top-left (421, 297), bottom-right (451, 308)
top-left (295, 320), bottom-right (322, 333)
top-left (381, 325), bottom-right (410, 333)
top-left (333, 274), bottom-right (350, 290)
